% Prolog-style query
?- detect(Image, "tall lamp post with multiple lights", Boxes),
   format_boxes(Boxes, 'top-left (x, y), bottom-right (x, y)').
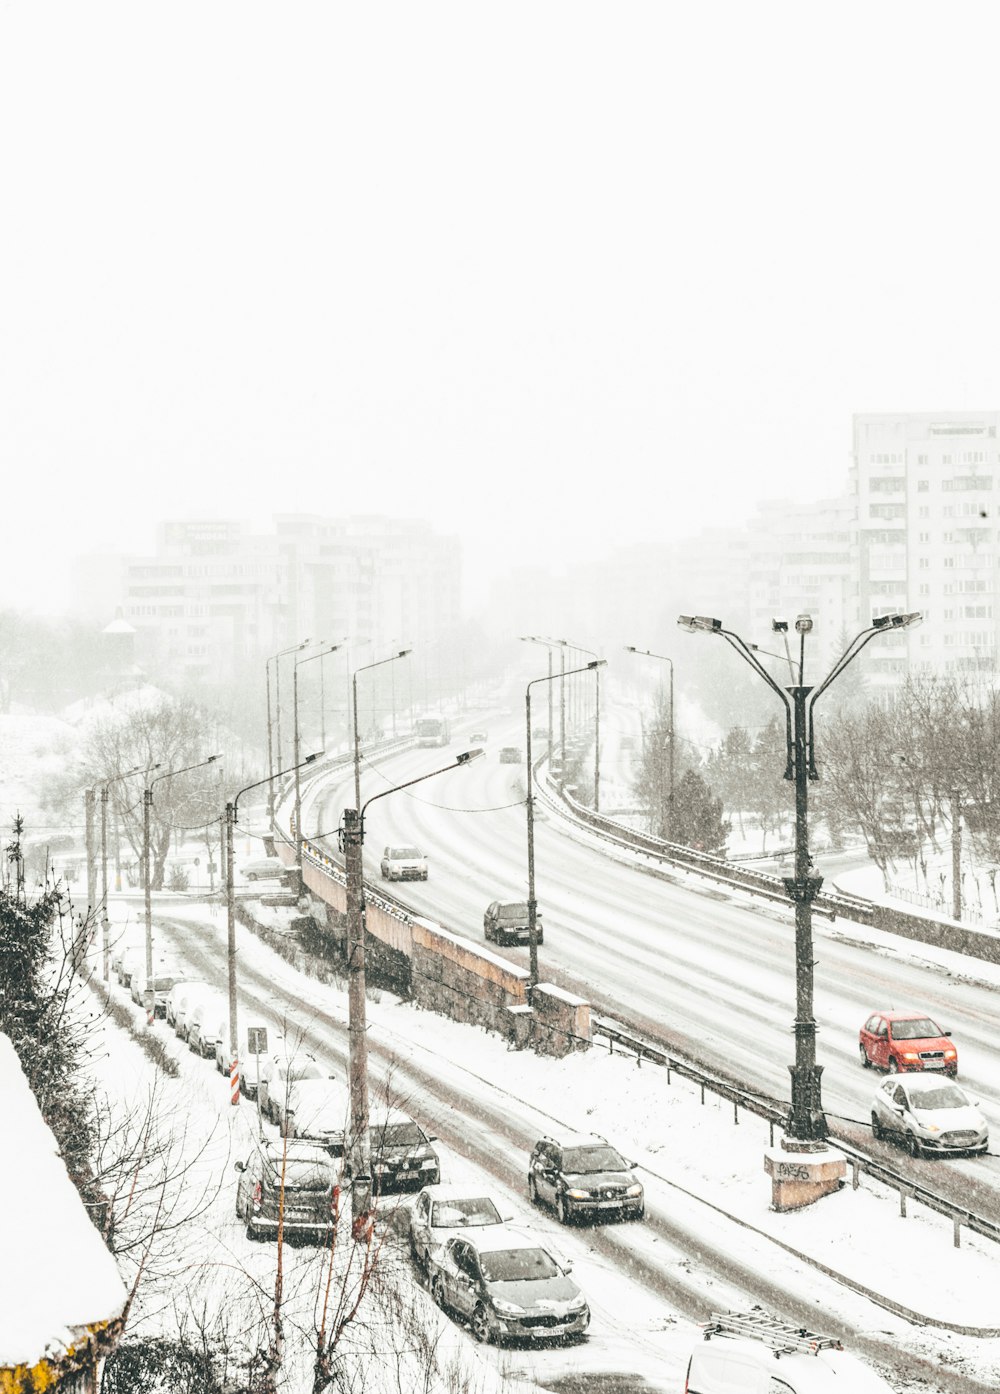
top-left (224, 753), bottom-right (319, 1103)
top-left (266, 640), bottom-right (311, 821)
top-left (352, 650), bottom-right (411, 812)
top-left (143, 754), bottom-right (221, 1023)
top-left (625, 645), bottom-right (675, 842)
top-left (678, 610), bottom-right (921, 1151)
top-left (340, 746), bottom-right (482, 1232)
top-left (525, 659), bottom-right (606, 990)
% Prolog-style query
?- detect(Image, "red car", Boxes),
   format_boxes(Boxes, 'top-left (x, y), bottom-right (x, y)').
top-left (859, 1011), bottom-right (958, 1077)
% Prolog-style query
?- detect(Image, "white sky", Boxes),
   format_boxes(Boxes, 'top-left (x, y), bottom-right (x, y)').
top-left (3, 2), bottom-right (1000, 612)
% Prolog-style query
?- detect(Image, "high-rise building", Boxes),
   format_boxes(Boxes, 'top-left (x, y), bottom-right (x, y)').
top-left (852, 411), bottom-right (1000, 684)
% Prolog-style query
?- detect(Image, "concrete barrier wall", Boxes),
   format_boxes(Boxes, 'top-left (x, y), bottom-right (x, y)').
top-left (871, 904), bottom-right (1000, 965)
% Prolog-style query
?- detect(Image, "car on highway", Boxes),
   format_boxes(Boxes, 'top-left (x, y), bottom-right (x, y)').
top-left (241, 856), bottom-right (288, 882)
top-left (379, 845), bottom-right (429, 882)
top-left (859, 1010), bottom-right (958, 1076)
top-left (234, 1136), bottom-right (337, 1243)
top-left (468, 730), bottom-right (489, 744)
top-left (278, 1077), bottom-right (349, 1153)
top-left (369, 1108), bottom-right (440, 1193)
top-left (407, 1183), bottom-right (509, 1274)
top-left (499, 746), bottom-right (522, 764)
top-left (483, 901), bottom-right (542, 946)
top-left (428, 1226), bottom-right (589, 1345)
top-left (528, 1131), bottom-right (644, 1224)
top-left (870, 1074), bottom-right (988, 1157)
top-left (257, 1049), bottom-right (326, 1125)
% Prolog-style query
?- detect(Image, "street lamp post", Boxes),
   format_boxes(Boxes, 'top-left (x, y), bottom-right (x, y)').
top-left (352, 650), bottom-right (411, 814)
top-left (626, 646), bottom-right (675, 842)
top-left (98, 765), bottom-right (144, 979)
top-left (341, 746), bottom-right (482, 1233)
top-left (525, 660), bottom-right (606, 991)
top-left (556, 639), bottom-right (601, 811)
top-left (143, 754), bottom-right (221, 1024)
top-left (294, 644), bottom-right (341, 886)
top-left (678, 610), bottom-right (921, 1149)
top-left (225, 753), bottom-right (319, 1103)
top-left (266, 640), bottom-right (311, 822)
top-left (520, 638), bottom-right (555, 749)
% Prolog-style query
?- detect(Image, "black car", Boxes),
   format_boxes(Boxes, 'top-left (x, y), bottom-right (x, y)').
top-left (369, 1110), bottom-right (440, 1193)
top-left (234, 1137), bottom-right (337, 1243)
top-left (484, 901), bottom-right (543, 946)
top-left (528, 1132), bottom-right (644, 1224)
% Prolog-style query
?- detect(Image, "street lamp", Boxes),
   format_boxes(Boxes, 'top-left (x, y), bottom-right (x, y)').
top-left (265, 639), bottom-right (311, 822)
top-left (520, 638), bottom-right (555, 750)
top-left (98, 764), bottom-right (144, 979)
top-left (555, 638), bottom-right (602, 811)
top-left (525, 660), bottom-right (606, 991)
top-left (352, 650), bottom-right (411, 813)
top-left (224, 752), bottom-right (320, 1104)
top-left (626, 646), bottom-right (675, 842)
top-left (143, 754), bottom-right (222, 1024)
top-left (293, 644), bottom-right (342, 885)
top-left (339, 746), bottom-right (482, 1234)
top-left (678, 609), bottom-right (922, 1148)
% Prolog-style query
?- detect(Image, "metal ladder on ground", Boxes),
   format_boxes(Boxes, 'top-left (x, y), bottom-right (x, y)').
top-left (703, 1308), bottom-right (844, 1356)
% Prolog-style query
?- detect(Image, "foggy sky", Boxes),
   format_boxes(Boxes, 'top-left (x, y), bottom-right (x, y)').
top-left (3, 2), bottom-right (999, 614)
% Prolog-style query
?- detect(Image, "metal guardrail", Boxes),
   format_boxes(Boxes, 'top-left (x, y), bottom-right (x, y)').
top-left (592, 1018), bottom-right (1000, 1250)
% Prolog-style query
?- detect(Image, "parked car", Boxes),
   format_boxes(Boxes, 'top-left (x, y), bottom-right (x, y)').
top-left (130, 961), bottom-right (184, 1016)
top-left (859, 1010), bottom-right (958, 1076)
top-left (187, 993), bottom-right (230, 1057)
top-left (685, 1309), bottom-right (897, 1393)
top-left (281, 1077), bottom-right (350, 1153)
top-left (499, 746), bottom-right (522, 764)
top-left (369, 1108), bottom-right (440, 1193)
top-left (408, 1184), bottom-right (509, 1273)
top-left (528, 1131), bottom-right (644, 1224)
top-left (380, 845), bottom-right (429, 882)
top-left (484, 901), bottom-right (542, 947)
top-left (215, 1021), bottom-right (280, 1097)
top-left (234, 1137), bottom-right (337, 1243)
top-left (110, 929), bottom-right (145, 982)
top-left (468, 730), bottom-right (489, 744)
top-left (241, 856), bottom-right (287, 882)
top-left (871, 1074), bottom-right (988, 1157)
top-left (257, 1049), bottom-right (326, 1125)
top-left (166, 977), bottom-right (209, 1029)
top-left (172, 982), bottom-right (218, 1043)
top-left (117, 943), bottom-right (147, 989)
top-left (429, 1226), bottom-right (589, 1345)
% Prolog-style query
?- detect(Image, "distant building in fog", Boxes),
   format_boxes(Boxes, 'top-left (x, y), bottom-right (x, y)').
top-left (70, 514), bottom-right (461, 687)
top-left (852, 411), bottom-right (1000, 685)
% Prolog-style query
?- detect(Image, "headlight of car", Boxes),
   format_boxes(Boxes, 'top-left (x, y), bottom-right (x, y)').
top-left (944, 1049), bottom-right (957, 1059)
top-left (420, 1158), bottom-right (437, 1169)
top-left (901, 1051), bottom-right (919, 1060)
top-left (566, 1188), bottom-right (591, 1200)
top-left (492, 1298), bottom-right (527, 1317)
top-left (626, 1183), bottom-right (643, 1197)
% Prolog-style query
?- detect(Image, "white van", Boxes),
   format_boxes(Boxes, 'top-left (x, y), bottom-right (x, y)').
top-left (684, 1311), bottom-right (896, 1394)
top-left (215, 1021), bottom-right (282, 1099)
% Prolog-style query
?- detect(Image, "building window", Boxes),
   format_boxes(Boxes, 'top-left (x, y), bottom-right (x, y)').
top-left (918, 507), bottom-right (930, 519)
top-left (917, 479), bottom-right (929, 491)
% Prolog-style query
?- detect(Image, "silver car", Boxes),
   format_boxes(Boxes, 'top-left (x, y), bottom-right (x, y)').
top-left (870, 1074), bottom-right (988, 1157)
top-left (408, 1184), bottom-right (508, 1273)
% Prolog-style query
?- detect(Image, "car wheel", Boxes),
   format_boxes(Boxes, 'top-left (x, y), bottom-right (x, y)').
top-left (632, 1204), bottom-right (645, 1222)
top-left (246, 1217), bottom-right (263, 1241)
top-left (536, 932), bottom-right (544, 945)
top-left (906, 1132), bottom-right (922, 1158)
top-left (887, 1057), bottom-right (900, 1074)
top-left (470, 1304), bottom-right (492, 1344)
top-left (556, 1193), bottom-right (570, 1225)
top-left (528, 1174), bottom-right (539, 1205)
top-left (247, 872), bottom-right (257, 882)
top-left (871, 1111), bottom-right (884, 1141)
top-left (859, 1044), bottom-right (871, 1068)
top-left (431, 1276), bottom-right (447, 1310)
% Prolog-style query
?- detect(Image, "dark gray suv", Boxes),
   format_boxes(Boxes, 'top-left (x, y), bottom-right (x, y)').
top-left (234, 1137), bottom-right (337, 1242)
top-left (484, 901), bottom-right (543, 946)
top-left (528, 1132), bottom-right (644, 1224)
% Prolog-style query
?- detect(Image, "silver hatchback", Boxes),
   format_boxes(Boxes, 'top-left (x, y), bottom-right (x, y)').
top-left (870, 1075), bottom-right (988, 1157)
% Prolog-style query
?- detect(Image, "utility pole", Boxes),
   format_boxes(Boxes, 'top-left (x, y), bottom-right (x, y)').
top-left (343, 806), bottom-right (372, 1236)
top-left (84, 788), bottom-right (96, 917)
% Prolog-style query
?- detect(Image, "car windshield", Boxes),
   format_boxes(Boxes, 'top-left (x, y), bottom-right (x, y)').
top-left (373, 1121), bottom-right (423, 1148)
top-left (562, 1145), bottom-right (628, 1173)
top-left (431, 1197), bottom-right (502, 1228)
top-left (266, 1157), bottom-right (332, 1191)
top-left (891, 1017), bottom-right (942, 1040)
top-left (152, 974), bottom-right (180, 990)
top-left (499, 904), bottom-right (530, 919)
top-left (480, 1247), bottom-right (559, 1283)
top-left (390, 847), bottom-right (421, 859)
top-left (910, 1084), bottom-right (968, 1110)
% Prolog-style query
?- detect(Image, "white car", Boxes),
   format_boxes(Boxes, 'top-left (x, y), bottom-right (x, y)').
top-left (870, 1074), bottom-right (988, 1157)
top-left (215, 1021), bottom-right (281, 1097)
top-left (686, 1310), bottom-right (896, 1393)
top-left (170, 982), bottom-right (215, 1041)
top-left (280, 1076), bottom-right (349, 1152)
top-left (257, 1050), bottom-right (326, 1125)
top-left (130, 961), bottom-right (184, 1016)
top-left (241, 856), bottom-right (287, 882)
top-left (110, 929), bottom-right (145, 981)
top-left (408, 1183), bottom-right (509, 1273)
top-left (379, 846), bottom-right (429, 882)
top-left (187, 994), bottom-right (230, 1057)
top-left (117, 943), bottom-right (147, 988)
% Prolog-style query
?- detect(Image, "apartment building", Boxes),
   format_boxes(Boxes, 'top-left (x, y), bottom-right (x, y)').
top-left (852, 411), bottom-right (1000, 684)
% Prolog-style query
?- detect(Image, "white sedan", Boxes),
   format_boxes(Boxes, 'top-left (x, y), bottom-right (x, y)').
top-left (870, 1074), bottom-right (988, 1157)
top-left (407, 1183), bottom-right (509, 1273)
